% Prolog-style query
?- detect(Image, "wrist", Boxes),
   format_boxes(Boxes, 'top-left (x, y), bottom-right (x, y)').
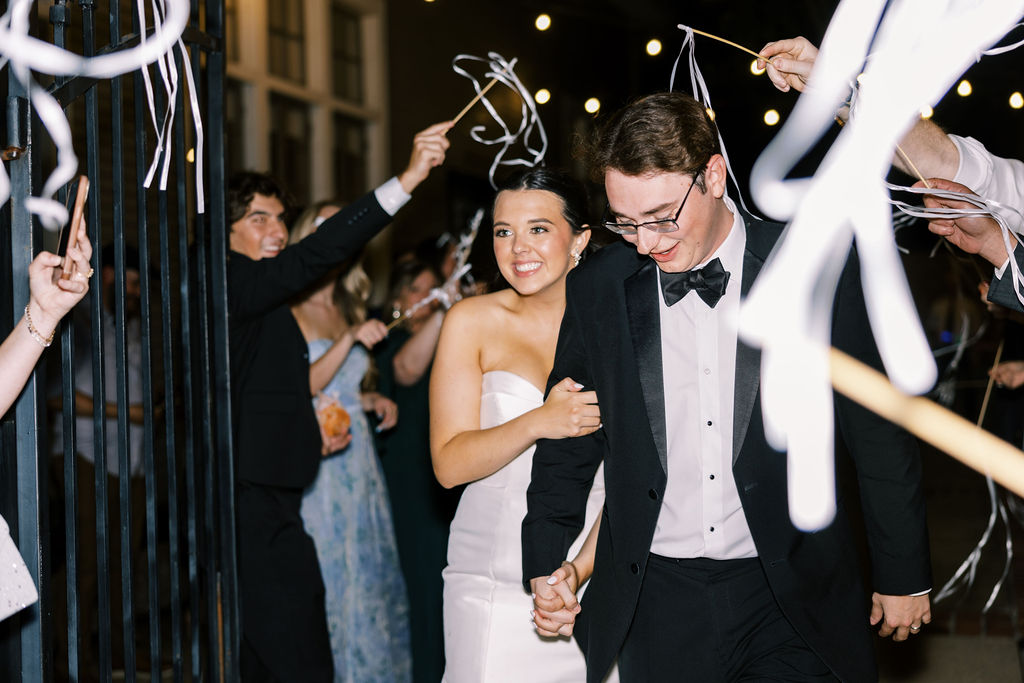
top-left (397, 167), bottom-right (426, 195)
top-left (24, 301), bottom-right (57, 347)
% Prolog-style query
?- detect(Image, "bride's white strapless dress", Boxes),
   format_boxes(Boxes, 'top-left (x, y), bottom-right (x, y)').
top-left (442, 371), bottom-right (614, 682)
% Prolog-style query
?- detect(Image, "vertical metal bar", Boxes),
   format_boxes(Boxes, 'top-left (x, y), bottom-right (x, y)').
top-left (131, 3), bottom-right (162, 678)
top-left (6, 80), bottom-right (44, 683)
top-left (204, 0), bottom-right (239, 679)
top-left (78, 4), bottom-right (115, 681)
top-left (169, 45), bottom-right (193, 683)
top-left (49, 4), bottom-right (81, 681)
top-left (186, 1), bottom-right (220, 678)
top-left (107, 2), bottom-right (138, 680)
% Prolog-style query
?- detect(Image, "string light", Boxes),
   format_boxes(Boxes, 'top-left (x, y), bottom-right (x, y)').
top-left (764, 109), bottom-right (780, 126)
top-left (535, 14), bottom-right (551, 31)
top-left (750, 59), bottom-right (766, 76)
top-left (646, 39), bottom-right (662, 56)
top-left (1010, 92), bottom-right (1023, 109)
top-left (584, 97), bottom-right (600, 114)
top-left (920, 105), bottom-right (934, 119)
top-left (705, 107), bottom-right (716, 121)
top-left (535, 88), bottom-right (551, 105)
top-left (957, 79), bottom-right (972, 97)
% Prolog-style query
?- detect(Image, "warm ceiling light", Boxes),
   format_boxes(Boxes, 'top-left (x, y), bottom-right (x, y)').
top-left (535, 14), bottom-right (551, 31)
top-left (186, 147), bottom-right (196, 163)
top-left (919, 105), bottom-right (934, 119)
top-left (1010, 92), bottom-right (1024, 109)
top-left (750, 59), bottom-right (766, 76)
top-left (957, 79), bottom-right (972, 97)
top-left (535, 89), bottom-right (551, 105)
top-left (763, 109), bottom-right (780, 126)
top-left (584, 97), bottom-right (601, 114)
top-left (646, 39), bottom-right (662, 56)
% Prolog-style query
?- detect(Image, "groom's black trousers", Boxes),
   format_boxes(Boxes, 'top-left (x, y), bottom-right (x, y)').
top-left (618, 554), bottom-right (837, 682)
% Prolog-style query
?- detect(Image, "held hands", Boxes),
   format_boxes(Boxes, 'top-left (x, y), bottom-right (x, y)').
top-left (530, 561), bottom-right (582, 637)
top-left (915, 178), bottom-right (1014, 267)
top-left (351, 319), bottom-right (389, 350)
top-left (397, 121), bottom-right (453, 194)
top-left (28, 223), bottom-right (93, 334)
top-left (991, 360), bottom-right (1024, 390)
top-left (534, 377), bottom-right (601, 440)
top-left (758, 37), bottom-right (819, 94)
top-left (870, 592), bottom-right (931, 641)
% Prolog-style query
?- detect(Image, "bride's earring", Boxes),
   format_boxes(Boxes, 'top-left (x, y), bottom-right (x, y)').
top-left (570, 250), bottom-right (581, 268)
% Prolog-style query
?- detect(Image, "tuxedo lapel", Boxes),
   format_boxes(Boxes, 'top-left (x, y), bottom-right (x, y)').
top-left (625, 261), bottom-right (668, 474)
top-left (732, 231), bottom-right (768, 465)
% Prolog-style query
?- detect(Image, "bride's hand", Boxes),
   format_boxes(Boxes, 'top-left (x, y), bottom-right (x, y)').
top-left (533, 377), bottom-right (600, 440)
top-left (530, 562), bottom-right (582, 637)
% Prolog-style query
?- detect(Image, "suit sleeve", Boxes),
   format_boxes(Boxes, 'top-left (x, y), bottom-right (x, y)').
top-left (522, 273), bottom-right (605, 585)
top-left (833, 247), bottom-right (932, 595)
top-left (987, 243), bottom-right (1024, 313)
top-left (228, 191), bottom-right (391, 320)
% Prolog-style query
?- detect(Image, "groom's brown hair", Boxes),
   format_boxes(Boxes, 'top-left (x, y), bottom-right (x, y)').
top-left (586, 91), bottom-right (720, 192)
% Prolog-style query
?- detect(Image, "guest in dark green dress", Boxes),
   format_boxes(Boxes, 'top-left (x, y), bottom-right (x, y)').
top-left (376, 258), bottom-right (461, 683)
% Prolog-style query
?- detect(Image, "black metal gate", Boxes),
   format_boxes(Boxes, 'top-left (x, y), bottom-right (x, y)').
top-left (0, 1), bottom-right (237, 681)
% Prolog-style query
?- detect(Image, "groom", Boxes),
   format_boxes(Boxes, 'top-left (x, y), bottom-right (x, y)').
top-left (522, 92), bottom-right (932, 682)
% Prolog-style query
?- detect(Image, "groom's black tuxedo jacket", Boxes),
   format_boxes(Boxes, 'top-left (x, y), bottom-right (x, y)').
top-left (522, 214), bottom-right (932, 683)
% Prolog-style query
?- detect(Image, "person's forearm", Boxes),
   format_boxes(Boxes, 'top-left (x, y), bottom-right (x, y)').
top-left (394, 311), bottom-right (444, 386)
top-left (569, 509), bottom-right (602, 584)
top-left (892, 118), bottom-right (959, 180)
top-left (309, 332), bottom-right (356, 395)
top-left (0, 310), bottom-right (54, 417)
top-left (431, 408), bottom-right (548, 488)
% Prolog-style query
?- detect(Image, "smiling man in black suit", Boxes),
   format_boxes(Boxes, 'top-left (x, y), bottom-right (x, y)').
top-left (523, 92), bottom-right (932, 683)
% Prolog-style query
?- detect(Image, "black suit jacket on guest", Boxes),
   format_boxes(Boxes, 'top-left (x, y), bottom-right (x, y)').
top-left (229, 191), bottom-right (391, 489)
top-left (522, 215), bottom-right (932, 683)
top-left (989, 242), bottom-right (1024, 314)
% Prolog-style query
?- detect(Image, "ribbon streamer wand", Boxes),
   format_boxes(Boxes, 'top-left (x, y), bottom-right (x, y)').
top-left (977, 339), bottom-right (1005, 427)
top-left (452, 76), bottom-right (500, 125)
top-left (688, 28), bottom-right (776, 66)
top-left (830, 347), bottom-right (1024, 498)
top-left (60, 175), bottom-right (89, 280)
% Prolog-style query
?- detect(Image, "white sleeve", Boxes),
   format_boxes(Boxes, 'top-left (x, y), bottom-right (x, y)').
top-left (373, 176), bottom-right (413, 217)
top-left (951, 135), bottom-right (1024, 232)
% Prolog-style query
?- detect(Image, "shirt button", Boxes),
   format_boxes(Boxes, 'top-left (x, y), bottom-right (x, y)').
top-left (710, 526), bottom-right (715, 532)
top-left (630, 562), bottom-right (640, 574)
top-left (704, 368), bottom-right (711, 375)
top-left (706, 420), bottom-right (712, 426)
top-left (648, 489), bottom-right (659, 500)
top-left (709, 474), bottom-right (715, 480)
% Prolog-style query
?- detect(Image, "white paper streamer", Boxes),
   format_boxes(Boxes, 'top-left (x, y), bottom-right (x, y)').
top-left (672, 25), bottom-right (761, 219)
top-left (745, 0), bottom-right (1024, 530)
top-left (451, 53), bottom-right (548, 190)
top-left (0, 0), bottom-right (204, 230)
top-left (399, 209), bottom-right (483, 319)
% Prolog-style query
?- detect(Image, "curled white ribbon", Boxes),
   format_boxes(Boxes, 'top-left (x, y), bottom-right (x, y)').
top-left (745, 0), bottom-right (1024, 531)
top-left (0, 0), bottom-right (204, 230)
top-left (451, 52), bottom-right (547, 190)
top-left (672, 25), bottom-right (761, 219)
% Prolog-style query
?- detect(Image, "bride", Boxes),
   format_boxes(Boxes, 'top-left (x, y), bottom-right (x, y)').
top-left (430, 168), bottom-right (613, 682)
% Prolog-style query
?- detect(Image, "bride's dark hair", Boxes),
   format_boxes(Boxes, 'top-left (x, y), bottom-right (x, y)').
top-left (495, 167), bottom-right (590, 237)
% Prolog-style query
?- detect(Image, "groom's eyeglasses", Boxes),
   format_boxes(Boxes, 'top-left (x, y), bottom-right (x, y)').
top-left (601, 170), bottom-right (704, 236)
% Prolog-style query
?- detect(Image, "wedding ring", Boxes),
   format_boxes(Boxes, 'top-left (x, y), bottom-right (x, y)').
top-left (910, 624), bottom-right (921, 631)
top-left (86, 267), bottom-right (95, 278)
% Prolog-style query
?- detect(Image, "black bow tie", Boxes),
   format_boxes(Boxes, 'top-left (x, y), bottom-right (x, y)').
top-left (659, 257), bottom-right (731, 308)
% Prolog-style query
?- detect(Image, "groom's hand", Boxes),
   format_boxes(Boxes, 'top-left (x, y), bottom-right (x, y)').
top-left (870, 592), bottom-right (931, 641)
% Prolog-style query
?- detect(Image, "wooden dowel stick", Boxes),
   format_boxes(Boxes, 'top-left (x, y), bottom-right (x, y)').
top-left (452, 77), bottom-right (500, 126)
top-left (977, 339), bottom-right (1005, 428)
top-left (829, 347), bottom-right (1024, 498)
top-left (61, 175), bottom-right (90, 280)
top-left (386, 315), bottom-right (405, 331)
top-left (689, 28), bottom-right (776, 66)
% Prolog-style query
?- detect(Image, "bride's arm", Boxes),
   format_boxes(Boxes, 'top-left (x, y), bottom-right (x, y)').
top-left (429, 299), bottom-right (601, 489)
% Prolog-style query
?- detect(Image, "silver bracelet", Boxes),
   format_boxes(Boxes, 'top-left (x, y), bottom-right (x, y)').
top-left (24, 304), bottom-right (54, 348)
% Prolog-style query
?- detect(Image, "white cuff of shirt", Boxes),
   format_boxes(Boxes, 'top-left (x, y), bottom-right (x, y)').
top-left (950, 135), bottom-right (992, 192)
top-left (374, 176), bottom-right (412, 217)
